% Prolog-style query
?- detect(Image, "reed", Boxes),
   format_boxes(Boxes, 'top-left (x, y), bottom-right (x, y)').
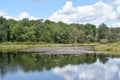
top-left (95, 42), bottom-right (120, 52)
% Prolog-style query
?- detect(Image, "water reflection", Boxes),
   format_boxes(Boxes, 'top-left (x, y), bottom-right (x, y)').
top-left (53, 58), bottom-right (120, 80)
top-left (0, 52), bottom-right (120, 80)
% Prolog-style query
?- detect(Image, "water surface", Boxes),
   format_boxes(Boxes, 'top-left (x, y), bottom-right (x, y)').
top-left (0, 52), bottom-right (120, 80)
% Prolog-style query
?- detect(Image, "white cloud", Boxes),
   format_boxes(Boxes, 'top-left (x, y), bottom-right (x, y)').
top-left (49, 1), bottom-right (118, 26)
top-left (0, 10), bottom-right (38, 20)
top-left (4, 16), bottom-right (14, 19)
top-left (18, 12), bottom-right (29, 20)
top-left (0, 10), bottom-right (16, 20)
top-left (18, 12), bottom-right (38, 20)
top-left (112, 22), bottom-right (120, 27)
top-left (111, 0), bottom-right (120, 6)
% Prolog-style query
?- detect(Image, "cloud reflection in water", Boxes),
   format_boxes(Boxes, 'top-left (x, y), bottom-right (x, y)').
top-left (52, 58), bottom-right (120, 80)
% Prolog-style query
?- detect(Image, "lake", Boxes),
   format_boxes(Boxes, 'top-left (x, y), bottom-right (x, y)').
top-left (0, 52), bottom-right (120, 80)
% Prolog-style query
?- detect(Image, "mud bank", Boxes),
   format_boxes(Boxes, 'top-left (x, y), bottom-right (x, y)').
top-left (21, 46), bottom-right (95, 54)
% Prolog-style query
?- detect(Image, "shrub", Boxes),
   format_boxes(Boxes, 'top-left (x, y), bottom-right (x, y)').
top-left (100, 39), bottom-right (108, 44)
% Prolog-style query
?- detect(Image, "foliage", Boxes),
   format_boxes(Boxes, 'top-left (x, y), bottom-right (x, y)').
top-left (100, 39), bottom-right (108, 44)
top-left (0, 16), bottom-right (120, 43)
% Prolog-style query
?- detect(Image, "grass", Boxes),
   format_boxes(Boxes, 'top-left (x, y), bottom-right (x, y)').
top-left (95, 42), bottom-right (120, 53)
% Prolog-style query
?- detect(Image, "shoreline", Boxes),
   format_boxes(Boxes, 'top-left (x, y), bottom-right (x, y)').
top-left (0, 42), bottom-right (120, 54)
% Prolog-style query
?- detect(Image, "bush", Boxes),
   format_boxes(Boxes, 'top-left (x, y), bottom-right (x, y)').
top-left (100, 39), bottom-right (108, 44)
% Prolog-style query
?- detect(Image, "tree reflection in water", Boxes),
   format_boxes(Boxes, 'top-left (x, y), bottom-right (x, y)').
top-left (0, 52), bottom-right (120, 79)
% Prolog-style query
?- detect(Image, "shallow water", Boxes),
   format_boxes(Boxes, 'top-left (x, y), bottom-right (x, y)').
top-left (0, 52), bottom-right (120, 80)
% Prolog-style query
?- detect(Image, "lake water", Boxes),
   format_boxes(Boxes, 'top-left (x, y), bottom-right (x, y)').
top-left (0, 52), bottom-right (120, 80)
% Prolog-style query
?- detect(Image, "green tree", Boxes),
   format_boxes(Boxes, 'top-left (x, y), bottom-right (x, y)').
top-left (84, 23), bottom-right (97, 42)
top-left (98, 23), bottom-right (109, 42)
top-left (0, 16), bottom-right (10, 42)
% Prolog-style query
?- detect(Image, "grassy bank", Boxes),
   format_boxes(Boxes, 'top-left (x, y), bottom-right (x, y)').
top-left (95, 42), bottom-right (120, 53)
top-left (0, 42), bottom-right (120, 53)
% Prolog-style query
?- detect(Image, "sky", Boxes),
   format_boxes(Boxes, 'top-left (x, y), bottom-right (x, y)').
top-left (0, 0), bottom-right (120, 27)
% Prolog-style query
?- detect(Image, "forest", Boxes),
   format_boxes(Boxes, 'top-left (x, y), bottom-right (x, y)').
top-left (0, 16), bottom-right (120, 44)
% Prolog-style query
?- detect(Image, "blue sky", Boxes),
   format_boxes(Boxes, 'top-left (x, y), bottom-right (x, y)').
top-left (0, 0), bottom-right (101, 18)
top-left (0, 0), bottom-right (120, 27)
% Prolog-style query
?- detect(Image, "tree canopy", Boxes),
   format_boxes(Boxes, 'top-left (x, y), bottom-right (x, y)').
top-left (0, 16), bottom-right (120, 43)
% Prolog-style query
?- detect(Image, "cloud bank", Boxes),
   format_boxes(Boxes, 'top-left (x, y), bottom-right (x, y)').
top-left (49, 1), bottom-right (120, 27)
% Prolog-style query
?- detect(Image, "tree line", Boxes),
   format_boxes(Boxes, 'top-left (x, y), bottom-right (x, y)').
top-left (0, 16), bottom-right (120, 44)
